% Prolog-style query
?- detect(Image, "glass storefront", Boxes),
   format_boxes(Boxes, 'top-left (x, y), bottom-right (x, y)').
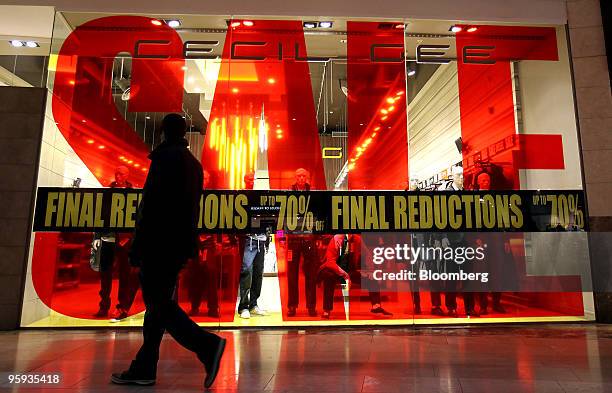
top-left (20, 12), bottom-right (594, 327)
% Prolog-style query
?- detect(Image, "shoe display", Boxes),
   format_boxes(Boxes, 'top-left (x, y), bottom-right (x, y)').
top-left (431, 307), bottom-right (445, 316)
top-left (371, 306), bottom-right (393, 316)
top-left (239, 309), bottom-right (251, 319)
top-left (308, 308), bottom-right (318, 317)
top-left (204, 338), bottom-right (227, 389)
top-left (111, 370), bottom-right (155, 386)
top-left (250, 306), bottom-right (267, 316)
top-left (287, 307), bottom-right (296, 317)
top-left (110, 308), bottom-right (128, 322)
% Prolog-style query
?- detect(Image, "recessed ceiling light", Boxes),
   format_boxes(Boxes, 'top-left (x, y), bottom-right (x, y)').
top-left (319, 21), bottom-right (333, 28)
top-left (145, 116), bottom-right (151, 119)
top-left (151, 20), bottom-right (163, 26)
top-left (303, 22), bottom-right (317, 29)
top-left (230, 21), bottom-right (241, 28)
top-left (242, 20), bottom-right (254, 27)
top-left (9, 40), bottom-right (24, 47)
top-left (166, 19), bottom-right (181, 28)
top-left (467, 26), bottom-right (478, 33)
top-left (340, 39), bottom-right (347, 44)
top-left (25, 41), bottom-right (39, 48)
top-left (450, 25), bottom-right (463, 33)
top-left (394, 24), bottom-right (405, 29)
top-left (407, 69), bottom-right (416, 77)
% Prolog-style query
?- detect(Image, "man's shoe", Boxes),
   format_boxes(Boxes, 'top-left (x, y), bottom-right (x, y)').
top-left (287, 307), bottom-right (296, 317)
top-left (110, 308), bottom-right (128, 322)
top-left (250, 306), bottom-right (267, 316)
top-left (308, 308), bottom-right (318, 317)
top-left (431, 307), bottom-right (444, 316)
top-left (111, 370), bottom-right (155, 386)
top-left (204, 338), bottom-right (227, 389)
top-left (414, 305), bottom-right (422, 315)
top-left (371, 306), bottom-right (393, 316)
top-left (93, 309), bottom-right (108, 318)
top-left (239, 309), bottom-right (251, 319)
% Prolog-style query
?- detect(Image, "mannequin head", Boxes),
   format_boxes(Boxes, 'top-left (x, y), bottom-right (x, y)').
top-left (476, 172), bottom-right (491, 191)
top-left (294, 168), bottom-right (310, 189)
top-left (451, 166), bottom-right (464, 189)
top-left (244, 172), bottom-right (255, 190)
top-left (115, 166), bottom-right (129, 186)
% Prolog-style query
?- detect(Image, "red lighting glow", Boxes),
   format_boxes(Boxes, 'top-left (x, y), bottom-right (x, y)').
top-left (231, 87), bottom-right (239, 93)
top-left (87, 139), bottom-right (94, 144)
top-left (268, 78), bottom-right (276, 84)
top-left (98, 145), bottom-right (105, 149)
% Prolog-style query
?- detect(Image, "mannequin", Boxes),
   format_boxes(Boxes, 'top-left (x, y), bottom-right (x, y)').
top-left (432, 166), bottom-right (465, 317)
top-left (287, 168), bottom-right (318, 317)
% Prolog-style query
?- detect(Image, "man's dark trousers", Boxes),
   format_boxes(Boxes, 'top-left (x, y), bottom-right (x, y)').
top-left (130, 260), bottom-right (221, 376)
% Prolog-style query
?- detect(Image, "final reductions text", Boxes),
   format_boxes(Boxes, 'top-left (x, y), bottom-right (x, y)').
top-left (33, 188), bottom-right (586, 233)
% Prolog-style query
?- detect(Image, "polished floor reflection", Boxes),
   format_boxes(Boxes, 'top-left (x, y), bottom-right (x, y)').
top-left (2, 324), bottom-right (612, 392)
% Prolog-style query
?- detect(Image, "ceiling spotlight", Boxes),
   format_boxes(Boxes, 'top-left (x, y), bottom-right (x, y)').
top-left (267, 78), bottom-right (276, 84)
top-left (9, 40), bottom-right (24, 47)
top-left (166, 19), bottom-right (181, 28)
top-left (318, 21), bottom-right (333, 28)
top-left (450, 25), bottom-right (463, 33)
top-left (394, 23), bottom-right (405, 29)
top-left (467, 26), bottom-right (478, 33)
top-left (151, 19), bottom-right (163, 26)
top-left (303, 22), bottom-right (317, 29)
top-left (230, 21), bottom-right (241, 28)
top-left (340, 38), bottom-right (347, 44)
top-left (25, 41), bottom-right (39, 48)
top-left (407, 69), bottom-right (416, 77)
top-left (145, 116), bottom-right (151, 119)
top-left (242, 20), bottom-right (254, 27)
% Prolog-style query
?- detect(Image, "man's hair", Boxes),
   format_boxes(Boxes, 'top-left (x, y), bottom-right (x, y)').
top-left (161, 113), bottom-right (187, 141)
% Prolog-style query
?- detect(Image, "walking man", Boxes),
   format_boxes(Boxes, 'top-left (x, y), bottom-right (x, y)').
top-left (111, 113), bottom-right (226, 388)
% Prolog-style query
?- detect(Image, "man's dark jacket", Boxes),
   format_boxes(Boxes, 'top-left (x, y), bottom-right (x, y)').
top-left (130, 138), bottom-right (203, 267)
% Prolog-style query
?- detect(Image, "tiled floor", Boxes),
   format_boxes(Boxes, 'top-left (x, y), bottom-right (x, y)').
top-left (1, 324), bottom-right (612, 392)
